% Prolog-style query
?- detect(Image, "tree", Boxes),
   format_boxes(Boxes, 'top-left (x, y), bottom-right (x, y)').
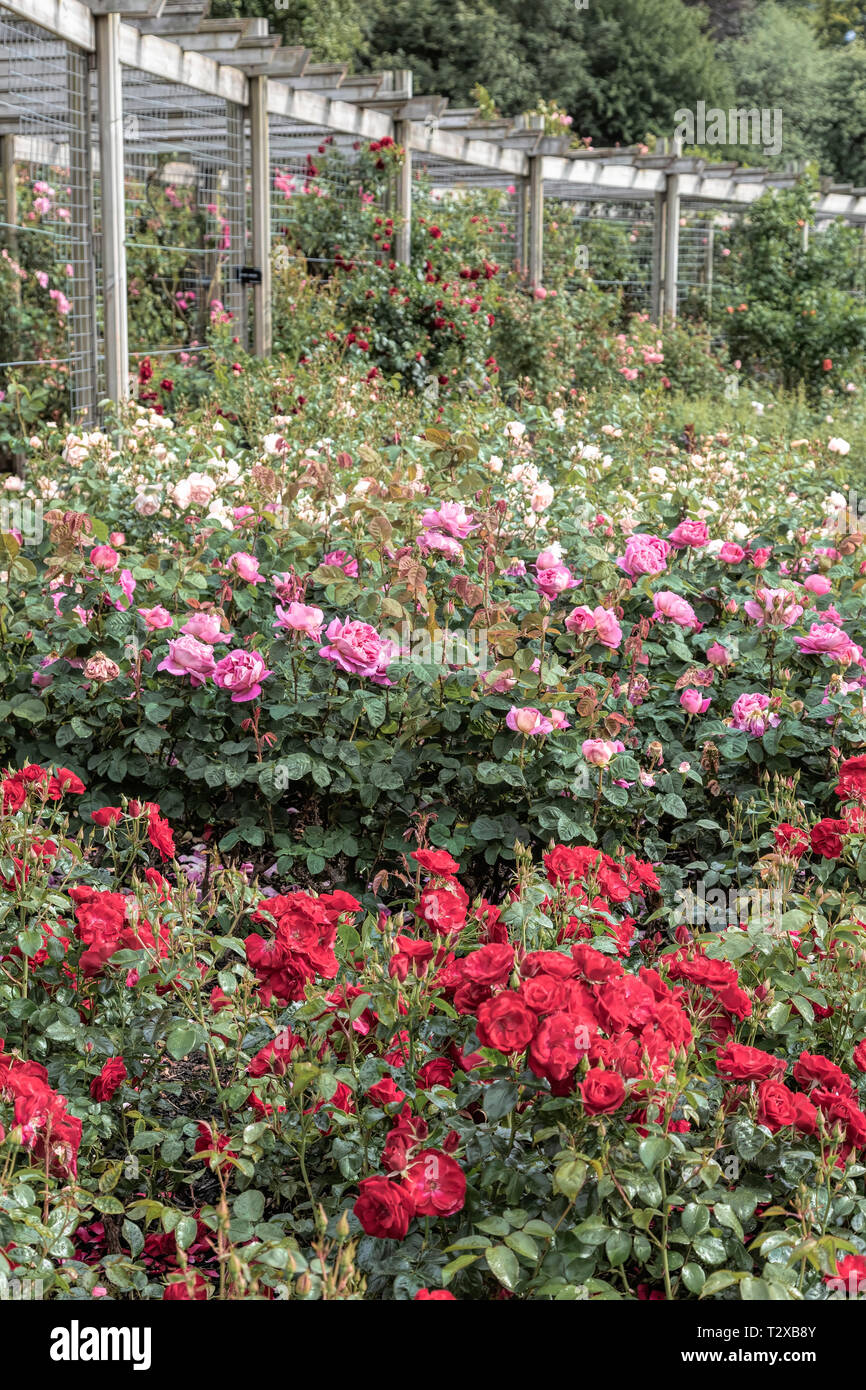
top-left (717, 3), bottom-right (834, 167)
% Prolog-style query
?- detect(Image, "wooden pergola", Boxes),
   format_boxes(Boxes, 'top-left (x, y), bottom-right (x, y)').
top-left (3, 0), bottom-right (866, 412)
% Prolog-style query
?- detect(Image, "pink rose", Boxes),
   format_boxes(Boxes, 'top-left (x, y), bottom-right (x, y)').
top-left (804, 574), bottom-right (831, 595)
top-left (322, 549), bottom-right (359, 578)
top-left (719, 543), bottom-right (745, 563)
top-left (680, 688), bottom-right (710, 715)
top-left (743, 588), bottom-right (804, 629)
top-left (138, 606), bottom-right (173, 631)
top-left (652, 590), bottom-right (700, 631)
top-left (617, 534), bottom-right (669, 578)
top-left (795, 623), bottom-right (862, 664)
top-left (318, 618), bottom-right (396, 684)
top-left (730, 692), bottom-right (779, 737)
top-left (751, 548), bottom-right (772, 569)
top-left (226, 552), bottom-right (264, 585)
top-left (582, 739), bottom-right (617, 767)
top-left (419, 502), bottom-right (477, 539)
top-left (668, 519), bottom-right (709, 548)
top-left (213, 649), bottom-right (272, 703)
top-left (274, 602), bottom-right (324, 639)
top-left (157, 635), bottom-right (216, 687)
top-left (565, 605), bottom-right (622, 649)
top-left (89, 544), bottom-right (119, 572)
top-left (417, 529), bottom-right (465, 561)
top-left (706, 641), bottom-right (733, 667)
top-left (181, 612), bottom-right (232, 645)
top-left (506, 707), bottom-right (554, 736)
top-left (535, 563), bottom-right (578, 600)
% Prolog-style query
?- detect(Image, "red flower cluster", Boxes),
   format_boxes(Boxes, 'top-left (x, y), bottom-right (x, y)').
top-left (244, 889), bottom-right (360, 1005)
top-left (0, 1040), bottom-right (81, 1177)
top-left (69, 886), bottom-right (169, 977)
top-left (355, 1107), bottom-right (466, 1239)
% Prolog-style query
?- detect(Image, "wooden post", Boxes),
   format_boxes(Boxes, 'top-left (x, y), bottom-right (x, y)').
top-left (225, 100), bottom-right (248, 349)
top-left (528, 154), bottom-right (543, 289)
top-left (96, 12), bottom-right (129, 402)
top-left (515, 176), bottom-right (527, 276)
top-left (662, 138), bottom-right (681, 321)
top-left (66, 48), bottom-right (99, 423)
top-left (650, 190), bottom-right (664, 322)
top-left (249, 73), bottom-right (271, 356)
top-left (394, 117), bottom-right (412, 266)
top-left (1, 133), bottom-right (19, 306)
top-left (704, 221), bottom-right (714, 308)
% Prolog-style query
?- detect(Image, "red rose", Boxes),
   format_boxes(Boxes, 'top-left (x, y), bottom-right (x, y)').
top-left (146, 805), bottom-right (176, 860)
top-left (412, 848), bottom-right (460, 876)
top-left (827, 1255), bottom-right (866, 1294)
top-left (416, 1058), bottom-right (454, 1090)
top-left (792, 1051), bottom-right (853, 1096)
top-left (756, 1080), bottom-right (796, 1133)
top-left (791, 1092), bottom-right (818, 1136)
top-left (417, 882), bottom-right (469, 935)
top-left (853, 1040), bottom-right (866, 1072)
top-left (414, 1288), bottom-right (456, 1300)
top-left (810, 818), bottom-right (847, 859)
top-left (90, 1057), bottom-right (127, 1101)
top-left (367, 1077), bottom-right (407, 1106)
top-left (715, 1043), bottom-right (786, 1082)
top-left (518, 973), bottom-right (570, 1015)
top-left (580, 1068), bottom-right (626, 1115)
top-left (522, 950), bottom-right (579, 980)
top-left (773, 823), bottom-right (809, 858)
top-left (405, 1149), bottom-right (466, 1216)
top-left (354, 1176), bottom-right (415, 1239)
top-left (1, 776), bottom-right (26, 813)
top-left (836, 755), bottom-right (866, 802)
top-left (475, 993), bottom-right (536, 1053)
top-left (92, 807), bottom-right (123, 827)
top-left (462, 943), bottom-right (514, 987)
top-left (47, 767), bottom-right (85, 798)
top-left (529, 1011), bottom-right (590, 1093)
top-left (163, 1273), bottom-right (209, 1300)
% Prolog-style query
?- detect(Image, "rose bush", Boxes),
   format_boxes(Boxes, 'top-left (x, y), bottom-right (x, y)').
top-left (2, 768), bottom-right (866, 1300)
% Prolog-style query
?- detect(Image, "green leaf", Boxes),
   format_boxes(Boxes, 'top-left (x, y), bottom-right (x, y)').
top-left (639, 1137), bottom-right (670, 1170)
top-left (554, 1160), bottom-right (587, 1198)
top-left (505, 1231), bottom-right (539, 1261)
top-left (234, 1190), bottom-right (266, 1223)
top-left (485, 1245), bottom-right (520, 1292)
top-left (681, 1262), bottom-right (705, 1294)
top-left (176, 1216), bottom-right (198, 1251)
top-left (483, 1080), bottom-right (519, 1123)
top-left (166, 1027), bottom-right (197, 1060)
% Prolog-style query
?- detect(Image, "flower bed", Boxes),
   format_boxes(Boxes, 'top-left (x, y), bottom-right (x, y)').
top-left (2, 768), bottom-right (866, 1301)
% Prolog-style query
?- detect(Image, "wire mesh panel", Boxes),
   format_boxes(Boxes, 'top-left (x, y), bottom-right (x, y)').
top-left (678, 203), bottom-right (746, 320)
top-left (118, 65), bottom-right (244, 373)
top-left (543, 190), bottom-right (655, 313)
top-left (0, 11), bottom-right (98, 426)
top-left (269, 123), bottom-right (384, 271)
top-left (416, 156), bottom-right (521, 272)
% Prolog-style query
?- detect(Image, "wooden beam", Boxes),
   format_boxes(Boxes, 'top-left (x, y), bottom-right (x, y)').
top-left (117, 23), bottom-right (248, 104)
top-left (266, 80), bottom-right (393, 141)
top-left (0, 0), bottom-right (95, 48)
top-left (249, 73), bottom-right (271, 356)
top-left (409, 121), bottom-right (528, 177)
top-left (96, 10), bottom-right (129, 401)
